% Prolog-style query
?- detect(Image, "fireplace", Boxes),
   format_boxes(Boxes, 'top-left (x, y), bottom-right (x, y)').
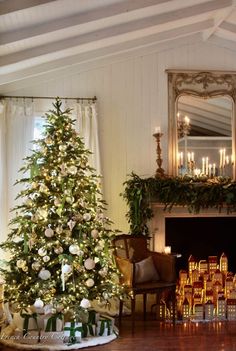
top-left (149, 203), bottom-right (236, 321)
top-left (149, 203), bottom-right (236, 270)
top-left (165, 216), bottom-right (236, 273)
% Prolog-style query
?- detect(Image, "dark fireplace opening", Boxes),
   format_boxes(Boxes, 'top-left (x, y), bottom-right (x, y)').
top-left (165, 217), bottom-right (236, 273)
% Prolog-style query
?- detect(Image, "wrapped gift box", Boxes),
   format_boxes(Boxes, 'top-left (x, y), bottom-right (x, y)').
top-left (97, 316), bottom-right (114, 337)
top-left (43, 312), bottom-right (63, 332)
top-left (88, 310), bottom-right (100, 325)
top-left (13, 310), bottom-right (39, 335)
top-left (81, 323), bottom-right (96, 338)
top-left (64, 321), bottom-right (82, 343)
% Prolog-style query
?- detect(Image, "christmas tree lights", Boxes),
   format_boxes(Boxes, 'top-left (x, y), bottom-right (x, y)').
top-left (0, 98), bottom-right (122, 315)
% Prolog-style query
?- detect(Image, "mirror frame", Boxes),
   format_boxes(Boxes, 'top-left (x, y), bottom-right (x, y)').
top-left (167, 69), bottom-right (236, 179)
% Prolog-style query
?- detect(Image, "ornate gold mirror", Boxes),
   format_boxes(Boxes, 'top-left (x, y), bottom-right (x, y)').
top-left (167, 70), bottom-right (236, 179)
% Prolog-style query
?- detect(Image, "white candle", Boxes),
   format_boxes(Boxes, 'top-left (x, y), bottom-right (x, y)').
top-left (184, 116), bottom-right (190, 125)
top-left (187, 152), bottom-right (191, 163)
top-left (164, 246), bottom-right (171, 254)
top-left (202, 157), bottom-right (205, 174)
top-left (180, 152), bottom-right (183, 166)
top-left (155, 126), bottom-right (161, 133)
top-left (219, 149), bottom-right (223, 168)
top-left (206, 157), bottom-right (209, 175)
top-left (226, 155), bottom-right (229, 165)
top-left (213, 163), bottom-right (216, 176)
top-left (223, 149), bottom-right (226, 167)
top-left (209, 164), bottom-right (212, 177)
top-left (191, 152), bottom-right (194, 162)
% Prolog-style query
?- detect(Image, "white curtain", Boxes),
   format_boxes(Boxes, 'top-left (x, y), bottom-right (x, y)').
top-left (0, 98), bottom-right (101, 255)
top-left (66, 100), bottom-right (101, 175)
top-left (0, 99), bottom-right (35, 257)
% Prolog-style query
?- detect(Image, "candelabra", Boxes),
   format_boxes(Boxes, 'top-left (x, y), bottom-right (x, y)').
top-left (153, 131), bottom-right (165, 177)
top-left (177, 114), bottom-right (191, 138)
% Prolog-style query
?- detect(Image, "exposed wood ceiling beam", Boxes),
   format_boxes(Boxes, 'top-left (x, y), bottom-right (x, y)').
top-left (0, 0), bottom-right (231, 46)
top-left (0, 34), bottom-right (202, 88)
top-left (203, 0), bottom-right (235, 41)
top-left (220, 21), bottom-right (236, 33)
top-left (0, 19), bottom-right (213, 72)
top-left (0, 0), bottom-right (58, 16)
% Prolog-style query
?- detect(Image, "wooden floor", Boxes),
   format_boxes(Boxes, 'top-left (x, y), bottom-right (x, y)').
top-left (1, 316), bottom-right (236, 351)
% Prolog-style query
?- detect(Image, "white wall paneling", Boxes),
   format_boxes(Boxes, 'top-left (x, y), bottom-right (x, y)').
top-left (2, 40), bottom-right (236, 233)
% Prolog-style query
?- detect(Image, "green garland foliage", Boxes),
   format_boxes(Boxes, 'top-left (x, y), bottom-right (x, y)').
top-left (122, 172), bottom-right (236, 236)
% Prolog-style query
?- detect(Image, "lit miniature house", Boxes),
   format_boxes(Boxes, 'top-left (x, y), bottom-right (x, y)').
top-left (227, 299), bottom-right (236, 320)
top-left (188, 255), bottom-right (196, 275)
top-left (220, 253), bottom-right (228, 275)
top-left (225, 276), bottom-right (234, 298)
top-left (194, 303), bottom-right (204, 320)
top-left (155, 300), bottom-right (166, 321)
top-left (204, 300), bottom-right (214, 320)
top-left (217, 296), bottom-right (226, 319)
top-left (199, 260), bottom-right (208, 274)
top-left (208, 256), bottom-right (218, 275)
top-left (182, 297), bottom-right (191, 320)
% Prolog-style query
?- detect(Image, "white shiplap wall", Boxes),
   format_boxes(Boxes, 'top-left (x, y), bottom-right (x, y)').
top-left (4, 39), bottom-right (236, 233)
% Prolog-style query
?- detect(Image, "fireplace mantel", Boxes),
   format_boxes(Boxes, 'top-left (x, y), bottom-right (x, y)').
top-left (149, 203), bottom-right (236, 253)
top-left (123, 173), bottom-right (236, 237)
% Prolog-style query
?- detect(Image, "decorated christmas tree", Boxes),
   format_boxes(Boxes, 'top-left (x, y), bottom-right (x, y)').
top-left (0, 98), bottom-right (121, 317)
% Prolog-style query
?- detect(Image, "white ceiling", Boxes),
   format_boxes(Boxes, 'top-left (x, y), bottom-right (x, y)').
top-left (1, 0), bottom-right (236, 87)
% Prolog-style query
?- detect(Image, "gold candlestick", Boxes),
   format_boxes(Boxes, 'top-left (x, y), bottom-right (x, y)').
top-left (153, 132), bottom-right (165, 177)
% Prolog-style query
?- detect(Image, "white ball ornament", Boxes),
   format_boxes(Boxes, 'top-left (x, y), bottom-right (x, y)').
top-left (91, 229), bottom-right (99, 239)
top-left (80, 298), bottom-right (91, 309)
top-left (86, 278), bottom-right (95, 288)
top-left (38, 247), bottom-right (47, 257)
top-left (45, 227), bottom-right (54, 238)
top-left (43, 255), bottom-right (50, 263)
top-left (38, 269), bottom-right (51, 280)
top-left (84, 258), bottom-right (95, 270)
top-left (33, 298), bottom-right (44, 309)
top-left (83, 213), bottom-right (91, 221)
top-left (69, 244), bottom-right (80, 255)
top-left (61, 264), bottom-right (72, 274)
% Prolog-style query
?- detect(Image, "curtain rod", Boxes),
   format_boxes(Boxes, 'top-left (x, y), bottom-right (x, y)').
top-left (0, 95), bottom-right (97, 101)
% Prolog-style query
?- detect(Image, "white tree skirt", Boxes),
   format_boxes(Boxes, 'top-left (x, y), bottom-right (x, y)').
top-left (0, 331), bottom-right (118, 350)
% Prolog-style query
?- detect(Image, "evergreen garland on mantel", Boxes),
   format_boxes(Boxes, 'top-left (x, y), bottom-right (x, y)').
top-left (122, 173), bottom-right (236, 236)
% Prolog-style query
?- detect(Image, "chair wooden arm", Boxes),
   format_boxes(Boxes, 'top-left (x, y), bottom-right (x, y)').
top-left (115, 256), bottom-right (133, 287)
top-left (149, 251), bottom-right (176, 283)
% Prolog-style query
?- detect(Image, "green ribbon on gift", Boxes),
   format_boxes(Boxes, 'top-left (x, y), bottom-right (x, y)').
top-left (20, 311), bottom-right (38, 337)
top-left (45, 312), bottom-right (63, 332)
top-left (64, 322), bottom-right (83, 344)
top-left (98, 318), bottom-right (112, 336)
top-left (81, 323), bottom-right (95, 337)
top-left (88, 310), bottom-right (97, 325)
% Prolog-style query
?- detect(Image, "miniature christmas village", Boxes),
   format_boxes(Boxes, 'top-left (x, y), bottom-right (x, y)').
top-left (156, 253), bottom-right (236, 322)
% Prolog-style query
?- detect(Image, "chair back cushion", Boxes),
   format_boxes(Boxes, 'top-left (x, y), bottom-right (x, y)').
top-left (135, 256), bottom-right (160, 283)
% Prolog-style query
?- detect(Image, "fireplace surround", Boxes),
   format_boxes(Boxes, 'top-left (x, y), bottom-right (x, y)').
top-left (149, 203), bottom-right (236, 271)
